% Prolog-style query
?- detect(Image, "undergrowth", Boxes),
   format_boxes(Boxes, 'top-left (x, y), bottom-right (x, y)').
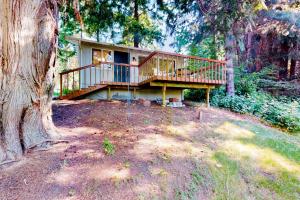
top-left (185, 66), bottom-right (300, 133)
top-left (102, 138), bottom-right (115, 155)
top-left (211, 92), bottom-right (300, 132)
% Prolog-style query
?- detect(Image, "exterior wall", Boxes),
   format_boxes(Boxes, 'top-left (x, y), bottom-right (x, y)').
top-left (80, 45), bottom-right (114, 88)
top-left (85, 88), bottom-right (184, 102)
top-left (78, 43), bottom-right (151, 88)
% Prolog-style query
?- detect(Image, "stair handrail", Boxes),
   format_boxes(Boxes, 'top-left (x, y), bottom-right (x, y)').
top-left (138, 51), bottom-right (158, 67)
top-left (153, 51), bottom-right (226, 64)
top-left (60, 62), bottom-right (138, 75)
top-left (59, 61), bottom-right (139, 97)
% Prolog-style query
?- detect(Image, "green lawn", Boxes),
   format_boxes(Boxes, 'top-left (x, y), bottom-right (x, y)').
top-left (196, 119), bottom-right (300, 200)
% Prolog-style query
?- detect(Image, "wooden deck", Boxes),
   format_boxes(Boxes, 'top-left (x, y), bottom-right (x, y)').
top-left (59, 51), bottom-right (226, 100)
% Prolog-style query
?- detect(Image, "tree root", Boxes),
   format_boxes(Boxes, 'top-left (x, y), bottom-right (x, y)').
top-left (0, 159), bottom-right (20, 167)
top-left (27, 139), bottom-right (69, 150)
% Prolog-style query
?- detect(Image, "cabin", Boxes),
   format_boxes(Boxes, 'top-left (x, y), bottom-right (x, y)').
top-left (59, 37), bottom-right (227, 106)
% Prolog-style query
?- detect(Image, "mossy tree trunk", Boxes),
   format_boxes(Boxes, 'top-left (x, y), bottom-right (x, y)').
top-left (225, 29), bottom-right (236, 96)
top-left (0, 0), bottom-right (59, 163)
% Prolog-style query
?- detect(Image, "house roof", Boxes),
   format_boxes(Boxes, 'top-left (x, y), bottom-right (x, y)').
top-left (66, 36), bottom-right (153, 53)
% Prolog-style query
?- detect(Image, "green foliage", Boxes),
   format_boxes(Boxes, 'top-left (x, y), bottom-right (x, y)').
top-left (58, 2), bottom-right (82, 71)
top-left (185, 65), bottom-right (300, 132)
top-left (211, 92), bottom-right (300, 132)
top-left (102, 138), bottom-right (115, 155)
top-left (234, 65), bottom-right (260, 95)
top-left (80, 0), bottom-right (115, 38)
top-left (59, 0), bottom-right (164, 51)
top-left (188, 36), bottom-right (225, 60)
top-left (119, 12), bottom-right (164, 47)
top-left (184, 89), bottom-right (206, 102)
top-left (164, 0), bottom-right (260, 52)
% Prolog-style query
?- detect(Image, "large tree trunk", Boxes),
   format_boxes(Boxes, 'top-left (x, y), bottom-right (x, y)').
top-left (0, 0), bottom-right (59, 163)
top-left (133, 0), bottom-right (140, 48)
top-left (225, 30), bottom-right (236, 96)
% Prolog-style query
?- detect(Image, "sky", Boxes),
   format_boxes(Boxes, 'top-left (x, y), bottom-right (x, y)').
top-left (80, 19), bottom-right (177, 53)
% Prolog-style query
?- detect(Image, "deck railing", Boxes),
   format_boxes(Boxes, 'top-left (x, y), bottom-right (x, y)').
top-left (138, 51), bottom-right (227, 84)
top-left (59, 51), bottom-right (227, 98)
top-left (59, 62), bottom-right (138, 97)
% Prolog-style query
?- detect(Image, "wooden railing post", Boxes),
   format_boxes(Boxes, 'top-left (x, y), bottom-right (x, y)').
top-left (206, 87), bottom-right (211, 108)
top-left (108, 86), bottom-right (111, 100)
top-left (162, 83), bottom-right (166, 107)
top-left (60, 73), bottom-right (62, 98)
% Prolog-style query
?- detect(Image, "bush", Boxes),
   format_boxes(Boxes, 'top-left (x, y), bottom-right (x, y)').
top-left (184, 89), bottom-right (206, 102)
top-left (185, 64), bottom-right (300, 132)
top-left (102, 138), bottom-right (115, 155)
top-left (212, 92), bottom-right (300, 133)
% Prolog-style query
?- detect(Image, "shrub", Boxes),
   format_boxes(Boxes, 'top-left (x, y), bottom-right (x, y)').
top-left (102, 138), bottom-right (115, 155)
top-left (184, 89), bottom-right (206, 102)
top-left (212, 92), bottom-right (300, 133)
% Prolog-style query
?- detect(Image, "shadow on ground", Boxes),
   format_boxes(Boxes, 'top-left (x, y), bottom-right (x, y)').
top-left (0, 99), bottom-right (299, 200)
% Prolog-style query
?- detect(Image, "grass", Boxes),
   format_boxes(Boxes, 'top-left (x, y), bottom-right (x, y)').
top-left (209, 152), bottom-right (242, 200)
top-left (258, 171), bottom-right (300, 200)
top-left (206, 120), bottom-right (300, 200)
top-left (175, 166), bottom-right (204, 200)
top-left (150, 115), bottom-right (299, 199)
top-left (51, 102), bottom-right (299, 200)
top-left (235, 121), bottom-right (300, 164)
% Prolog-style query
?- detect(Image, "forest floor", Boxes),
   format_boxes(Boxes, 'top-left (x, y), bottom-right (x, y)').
top-left (0, 100), bottom-right (299, 200)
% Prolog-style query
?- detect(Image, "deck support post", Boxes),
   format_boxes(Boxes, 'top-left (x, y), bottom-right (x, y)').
top-left (59, 73), bottom-right (63, 98)
top-left (206, 87), bottom-right (211, 108)
top-left (162, 83), bottom-right (167, 107)
top-left (133, 87), bottom-right (137, 100)
top-left (108, 86), bottom-right (111, 100)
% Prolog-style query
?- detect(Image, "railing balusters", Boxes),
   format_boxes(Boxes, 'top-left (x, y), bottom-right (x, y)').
top-left (176, 56), bottom-right (178, 81)
top-left (157, 55), bottom-right (159, 79)
top-left (94, 65), bottom-right (97, 84)
top-left (107, 64), bottom-right (109, 84)
top-left (217, 63), bottom-right (219, 84)
top-left (185, 58), bottom-right (187, 82)
top-left (59, 52), bottom-right (226, 99)
top-left (116, 64), bottom-right (118, 83)
top-left (89, 66), bottom-right (91, 87)
top-left (67, 73), bottom-right (69, 93)
top-left (72, 72), bottom-right (74, 91)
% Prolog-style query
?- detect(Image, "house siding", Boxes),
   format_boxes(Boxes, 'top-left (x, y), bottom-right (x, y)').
top-left (79, 43), bottom-right (150, 88)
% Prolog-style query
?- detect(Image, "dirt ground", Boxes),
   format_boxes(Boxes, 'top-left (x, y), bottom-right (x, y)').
top-left (0, 100), bottom-right (299, 200)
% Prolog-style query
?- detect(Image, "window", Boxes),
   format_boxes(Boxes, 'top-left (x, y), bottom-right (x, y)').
top-left (92, 49), bottom-right (112, 64)
top-left (92, 49), bottom-right (102, 64)
top-left (103, 50), bottom-right (112, 62)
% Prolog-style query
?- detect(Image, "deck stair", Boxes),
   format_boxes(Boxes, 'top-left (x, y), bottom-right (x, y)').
top-left (60, 84), bottom-right (107, 100)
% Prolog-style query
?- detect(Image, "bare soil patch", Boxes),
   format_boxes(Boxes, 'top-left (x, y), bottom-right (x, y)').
top-left (0, 100), bottom-right (298, 200)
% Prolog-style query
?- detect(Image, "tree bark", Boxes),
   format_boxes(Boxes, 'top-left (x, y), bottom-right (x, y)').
top-left (225, 30), bottom-right (236, 96)
top-left (133, 0), bottom-right (140, 48)
top-left (0, 0), bottom-right (59, 163)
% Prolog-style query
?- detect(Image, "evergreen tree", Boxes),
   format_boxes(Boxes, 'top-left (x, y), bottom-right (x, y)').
top-left (115, 0), bottom-right (164, 47)
top-left (161, 0), bottom-right (267, 96)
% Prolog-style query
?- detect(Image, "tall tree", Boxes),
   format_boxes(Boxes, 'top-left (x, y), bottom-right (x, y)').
top-left (59, 0), bottom-right (164, 50)
top-left (79, 0), bottom-right (115, 42)
top-left (162, 0), bottom-right (265, 96)
top-left (115, 0), bottom-right (164, 48)
top-left (0, 0), bottom-right (59, 163)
